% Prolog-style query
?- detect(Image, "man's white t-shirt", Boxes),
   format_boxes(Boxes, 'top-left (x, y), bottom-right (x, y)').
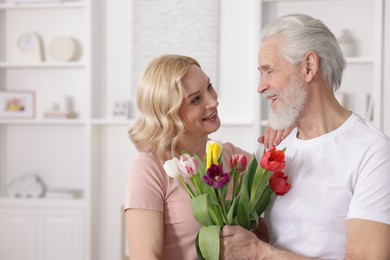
top-left (263, 113), bottom-right (390, 259)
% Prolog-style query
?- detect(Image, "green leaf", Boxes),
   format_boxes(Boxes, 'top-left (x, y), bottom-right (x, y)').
top-left (231, 169), bottom-right (240, 198)
top-left (245, 155), bottom-right (259, 197)
top-left (248, 210), bottom-right (259, 231)
top-left (191, 194), bottom-right (210, 226)
top-left (237, 197), bottom-right (249, 229)
top-left (207, 203), bottom-right (224, 226)
top-left (254, 186), bottom-right (272, 217)
top-left (250, 166), bottom-right (264, 201)
top-left (195, 233), bottom-right (206, 260)
top-left (236, 156), bottom-right (258, 229)
top-left (249, 168), bottom-right (272, 210)
top-left (198, 225), bottom-right (222, 260)
top-left (227, 196), bottom-right (239, 224)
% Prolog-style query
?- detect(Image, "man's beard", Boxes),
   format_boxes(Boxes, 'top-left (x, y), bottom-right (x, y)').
top-left (263, 72), bottom-right (307, 130)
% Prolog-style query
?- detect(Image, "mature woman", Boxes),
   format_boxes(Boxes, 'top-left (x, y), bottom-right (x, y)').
top-left (124, 54), bottom-right (282, 259)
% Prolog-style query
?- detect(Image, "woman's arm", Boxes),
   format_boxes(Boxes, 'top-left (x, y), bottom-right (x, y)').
top-left (125, 208), bottom-right (164, 260)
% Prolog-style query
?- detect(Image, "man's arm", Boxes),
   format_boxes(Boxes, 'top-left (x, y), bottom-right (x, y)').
top-left (220, 225), bottom-right (312, 260)
top-left (345, 219), bottom-right (390, 259)
top-left (221, 219), bottom-right (390, 260)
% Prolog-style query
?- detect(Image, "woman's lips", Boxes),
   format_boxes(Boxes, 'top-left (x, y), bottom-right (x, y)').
top-left (203, 111), bottom-right (217, 121)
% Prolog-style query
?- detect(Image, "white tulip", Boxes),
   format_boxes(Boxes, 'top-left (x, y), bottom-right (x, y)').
top-left (163, 157), bottom-right (181, 178)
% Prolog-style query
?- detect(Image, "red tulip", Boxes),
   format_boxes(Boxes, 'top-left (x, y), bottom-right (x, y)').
top-left (269, 172), bottom-right (291, 196)
top-left (260, 147), bottom-right (285, 172)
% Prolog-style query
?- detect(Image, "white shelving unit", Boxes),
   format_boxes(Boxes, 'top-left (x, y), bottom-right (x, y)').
top-left (0, 1), bottom-right (94, 259)
top-left (259, 0), bottom-right (385, 131)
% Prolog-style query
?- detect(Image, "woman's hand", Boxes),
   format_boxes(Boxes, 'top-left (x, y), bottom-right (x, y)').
top-left (258, 125), bottom-right (295, 148)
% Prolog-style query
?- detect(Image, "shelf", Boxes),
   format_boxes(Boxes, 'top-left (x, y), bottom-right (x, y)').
top-left (261, 0), bottom-right (366, 2)
top-left (91, 118), bottom-right (135, 126)
top-left (346, 57), bottom-right (374, 64)
top-left (0, 61), bottom-right (86, 69)
top-left (90, 118), bottom-right (256, 127)
top-left (0, 197), bottom-right (86, 207)
top-left (0, 1), bottom-right (86, 10)
top-left (0, 119), bottom-right (86, 125)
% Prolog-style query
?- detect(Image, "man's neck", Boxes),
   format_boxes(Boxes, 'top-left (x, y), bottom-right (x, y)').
top-left (296, 85), bottom-right (352, 140)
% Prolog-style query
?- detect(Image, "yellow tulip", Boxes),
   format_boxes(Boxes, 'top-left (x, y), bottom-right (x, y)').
top-left (206, 141), bottom-right (222, 169)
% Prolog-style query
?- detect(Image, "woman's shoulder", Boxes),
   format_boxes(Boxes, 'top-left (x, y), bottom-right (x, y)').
top-left (222, 142), bottom-right (252, 157)
top-left (129, 152), bottom-right (164, 173)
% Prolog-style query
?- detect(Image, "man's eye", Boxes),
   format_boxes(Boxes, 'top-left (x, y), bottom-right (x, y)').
top-left (207, 83), bottom-right (214, 91)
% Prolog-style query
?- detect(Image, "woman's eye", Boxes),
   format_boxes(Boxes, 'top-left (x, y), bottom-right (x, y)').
top-left (191, 96), bottom-right (201, 104)
top-left (207, 83), bottom-right (213, 91)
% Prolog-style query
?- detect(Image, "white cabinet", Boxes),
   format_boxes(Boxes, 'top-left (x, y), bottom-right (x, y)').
top-left (0, 199), bottom-right (84, 260)
top-left (0, 1), bottom-right (93, 259)
top-left (259, 0), bottom-right (385, 131)
top-left (38, 208), bottom-right (84, 260)
top-left (0, 206), bottom-right (37, 260)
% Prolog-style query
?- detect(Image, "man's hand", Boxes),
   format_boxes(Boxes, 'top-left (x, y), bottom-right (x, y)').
top-left (220, 225), bottom-right (271, 259)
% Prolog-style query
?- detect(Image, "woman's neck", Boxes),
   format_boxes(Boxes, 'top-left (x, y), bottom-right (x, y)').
top-left (176, 135), bottom-right (209, 159)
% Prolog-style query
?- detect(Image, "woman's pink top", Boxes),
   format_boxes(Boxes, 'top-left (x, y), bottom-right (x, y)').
top-left (124, 142), bottom-right (250, 260)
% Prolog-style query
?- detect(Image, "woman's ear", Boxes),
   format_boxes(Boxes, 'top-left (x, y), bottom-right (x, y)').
top-left (302, 51), bottom-right (319, 82)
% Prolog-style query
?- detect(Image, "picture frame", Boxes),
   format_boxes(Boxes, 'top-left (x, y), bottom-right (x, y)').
top-left (0, 90), bottom-right (35, 119)
top-left (112, 100), bottom-right (131, 119)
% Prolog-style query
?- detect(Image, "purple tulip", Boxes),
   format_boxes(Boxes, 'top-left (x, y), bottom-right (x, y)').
top-left (202, 164), bottom-right (230, 189)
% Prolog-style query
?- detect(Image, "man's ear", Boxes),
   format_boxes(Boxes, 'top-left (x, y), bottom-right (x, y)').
top-left (302, 51), bottom-right (319, 82)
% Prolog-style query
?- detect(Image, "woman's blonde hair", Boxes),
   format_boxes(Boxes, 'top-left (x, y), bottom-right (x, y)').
top-left (129, 54), bottom-right (201, 161)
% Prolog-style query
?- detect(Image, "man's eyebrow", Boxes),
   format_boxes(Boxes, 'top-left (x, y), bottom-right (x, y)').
top-left (259, 64), bottom-right (272, 72)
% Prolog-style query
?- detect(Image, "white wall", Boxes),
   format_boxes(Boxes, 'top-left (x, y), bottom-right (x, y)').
top-left (96, 1), bottom-right (134, 260)
top-left (98, 1), bottom-right (261, 259)
top-left (206, 0), bottom-right (261, 152)
top-left (97, 1), bottom-right (390, 259)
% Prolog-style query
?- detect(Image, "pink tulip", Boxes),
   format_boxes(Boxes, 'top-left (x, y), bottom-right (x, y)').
top-left (229, 154), bottom-right (248, 172)
top-left (178, 154), bottom-right (200, 177)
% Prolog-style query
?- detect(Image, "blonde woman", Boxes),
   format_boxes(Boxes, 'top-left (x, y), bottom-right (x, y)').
top-left (124, 55), bottom-right (286, 259)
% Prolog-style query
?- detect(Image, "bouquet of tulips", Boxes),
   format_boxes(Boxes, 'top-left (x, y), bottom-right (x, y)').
top-left (163, 140), bottom-right (291, 260)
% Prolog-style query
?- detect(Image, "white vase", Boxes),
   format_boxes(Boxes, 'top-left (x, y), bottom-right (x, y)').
top-left (338, 30), bottom-right (357, 57)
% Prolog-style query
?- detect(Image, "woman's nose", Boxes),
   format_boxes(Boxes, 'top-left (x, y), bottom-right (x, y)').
top-left (206, 93), bottom-right (218, 109)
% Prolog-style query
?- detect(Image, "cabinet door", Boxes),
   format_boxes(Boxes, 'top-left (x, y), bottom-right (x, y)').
top-left (38, 208), bottom-right (84, 260)
top-left (0, 208), bottom-right (37, 260)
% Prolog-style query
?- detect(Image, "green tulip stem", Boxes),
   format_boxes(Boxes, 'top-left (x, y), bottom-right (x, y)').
top-left (218, 189), bottom-right (228, 224)
top-left (192, 175), bottom-right (202, 195)
top-left (179, 176), bottom-right (195, 199)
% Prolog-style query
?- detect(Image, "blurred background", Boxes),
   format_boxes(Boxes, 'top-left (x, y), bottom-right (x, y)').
top-left (0, 0), bottom-right (389, 259)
